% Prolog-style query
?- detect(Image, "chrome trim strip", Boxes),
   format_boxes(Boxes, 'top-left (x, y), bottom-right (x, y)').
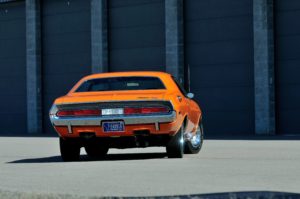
top-left (67, 122), bottom-right (72, 134)
top-left (155, 122), bottom-right (159, 131)
top-left (50, 111), bottom-right (176, 126)
top-left (56, 99), bottom-right (171, 106)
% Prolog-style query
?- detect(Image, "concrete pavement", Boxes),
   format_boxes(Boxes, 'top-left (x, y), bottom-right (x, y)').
top-left (0, 137), bottom-right (299, 197)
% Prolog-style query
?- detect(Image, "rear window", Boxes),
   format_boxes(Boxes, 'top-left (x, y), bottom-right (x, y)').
top-left (76, 76), bottom-right (166, 92)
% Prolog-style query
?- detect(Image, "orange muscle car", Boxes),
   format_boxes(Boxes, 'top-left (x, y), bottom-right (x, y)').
top-left (49, 71), bottom-right (203, 161)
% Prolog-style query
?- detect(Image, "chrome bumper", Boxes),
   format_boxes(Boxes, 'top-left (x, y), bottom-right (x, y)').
top-left (50, 111), bottom-right (176, 127)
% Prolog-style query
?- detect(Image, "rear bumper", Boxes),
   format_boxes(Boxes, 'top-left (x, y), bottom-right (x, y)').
top-left (50, 111), bottom-right (176, 126)
top-left (50, 111), bottom-right (178, 137)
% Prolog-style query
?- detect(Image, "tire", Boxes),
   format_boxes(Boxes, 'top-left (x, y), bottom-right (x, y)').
top-left (184, 123), bottom-right (204, 154)
top-left (85, 142), bottom-right (109, 159)
top-left (166, 126), bottom-right (184, 158)
top-left (60, 138), bottom-right (80, 162)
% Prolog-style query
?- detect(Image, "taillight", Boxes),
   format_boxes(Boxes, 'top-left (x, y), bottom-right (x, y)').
top-left (124, 107), bottom-right (169, 115)
top-left (141, 107), bottom-right (168, 114)
top-left (124, 108), bottom-right (141, 115)
top-left (56, 109), bottom-right (101, 117)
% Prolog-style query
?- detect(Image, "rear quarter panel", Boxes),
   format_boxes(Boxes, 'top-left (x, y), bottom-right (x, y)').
top-left (162, 75), bottom-right (202, 133)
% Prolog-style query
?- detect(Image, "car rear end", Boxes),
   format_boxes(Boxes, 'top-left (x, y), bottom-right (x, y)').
top-left (50, 99), bottom-right (179, 146)
top-left (49, 73), bottom-right (181, 149)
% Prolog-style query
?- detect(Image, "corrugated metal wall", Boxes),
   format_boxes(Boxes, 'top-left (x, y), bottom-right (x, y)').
top-left (185, 0), bottom-right (254, 135)
top-left (41, 0), bottom-right (91, 134)
top-left (275, 0), bottom-right (300, 135)
top-left (0, 1), bottom-right (26, 134)
top-left (108, 0), bottom-right (165, 72)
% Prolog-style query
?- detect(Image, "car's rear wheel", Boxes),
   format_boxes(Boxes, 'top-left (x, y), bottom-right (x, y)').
top-left (85, 141), bottom-right (109, 159)
top-left (60, 138), bottom-right (80, 162)
top-left (184, 123), bottom-right (204, 154)
top-left (166, 126), bottom-right (184, 158)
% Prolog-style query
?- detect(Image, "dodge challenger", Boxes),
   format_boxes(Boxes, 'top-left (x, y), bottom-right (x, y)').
top-left (49, 71), bottom-right (203, 161)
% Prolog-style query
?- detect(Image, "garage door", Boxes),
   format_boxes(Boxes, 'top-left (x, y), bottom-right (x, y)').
top-left (108, 0), bottom-right (165, 72)
top-left (275, 1), bottom-right (300, 134)
top-left (0, 1), bottom-right (26, 135)
top-left (42, 0), bottom-right (91, 134)
top-left (185, 0), bottom-right (254, 136)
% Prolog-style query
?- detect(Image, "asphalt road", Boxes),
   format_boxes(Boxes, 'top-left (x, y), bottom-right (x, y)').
top-left (0, 137), bottom-right (299, 197)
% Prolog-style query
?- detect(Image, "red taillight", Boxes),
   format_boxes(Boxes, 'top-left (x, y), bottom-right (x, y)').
top-left (141, 107), bottom-right (168, 114)
top-left (56, 110), bottom-right (73, 117)
top-left (56, 110), bottom-right (101, 117)
top-left (73, 110), bottom-right (101, 116)
top-left (124, 108), bottom-right (141, 115)
top-left (124, 107), bottom-right (169, 115)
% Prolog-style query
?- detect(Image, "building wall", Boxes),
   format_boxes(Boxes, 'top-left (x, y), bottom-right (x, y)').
top-left (0, 0), bottom-right (299, 135)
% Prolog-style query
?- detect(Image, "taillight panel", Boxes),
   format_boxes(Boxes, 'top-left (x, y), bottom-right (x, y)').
top-left (55, 101), bottom-right (173, 117)
top-left (56, 106), bottom-right (170, 117)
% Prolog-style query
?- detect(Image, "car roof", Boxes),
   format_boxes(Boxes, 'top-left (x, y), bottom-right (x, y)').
top-left (82, 71), bottom-right (172, 80)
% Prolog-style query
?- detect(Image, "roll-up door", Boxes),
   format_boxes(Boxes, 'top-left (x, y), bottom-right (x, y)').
top-left (185, 0), bottom-right (254, 135)
top-left (108, 0), bottom-right (165, 72)
top-left (275, 0), bottom-right (300, 134)
top-left (0, 1), bottom-right (26, 134)
top-left (42, 0), bottom-right (91, 134)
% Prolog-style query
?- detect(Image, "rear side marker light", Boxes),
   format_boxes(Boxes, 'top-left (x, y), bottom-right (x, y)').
top-left (56, 110), bottom-right (101, 117)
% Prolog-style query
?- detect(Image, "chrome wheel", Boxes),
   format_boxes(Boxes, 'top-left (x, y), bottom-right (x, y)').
top-left (184, 123), bottom-right (204, 154)
top-left (190, 125), bottom-right (202, 148)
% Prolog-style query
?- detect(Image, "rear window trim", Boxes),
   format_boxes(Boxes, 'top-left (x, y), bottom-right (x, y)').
top-left (75, 76), bottom-right (167, 93)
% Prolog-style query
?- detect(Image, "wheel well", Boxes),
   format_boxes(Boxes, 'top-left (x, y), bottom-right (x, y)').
top-left (182, 116), bottom-right (188, 129)
top-left (198, 114), bottom-right (203, 125)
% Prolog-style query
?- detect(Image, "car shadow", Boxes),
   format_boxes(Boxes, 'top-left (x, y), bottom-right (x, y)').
top-left (205, 135), bottom-right (300, 140)
top-left (188, 191), bottom-right (300, 199)
top-left (0, 190), bottom-right (299, 199)
top-left (7, 152), bottom-right (167, 164)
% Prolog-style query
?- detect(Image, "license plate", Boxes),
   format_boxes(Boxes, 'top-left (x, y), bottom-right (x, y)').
top-left (102, 121), bottom-right (125, 132)
top-left (102, 108), bottom-right (124, 115)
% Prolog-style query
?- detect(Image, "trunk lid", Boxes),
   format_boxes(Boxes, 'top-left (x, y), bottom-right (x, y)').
top-left (57, 90), bottom-right (167, 104)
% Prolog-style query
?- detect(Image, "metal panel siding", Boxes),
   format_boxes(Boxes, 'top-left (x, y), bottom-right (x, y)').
top-left (0, 2), bottom-right (26, 134)
top-left (275, 0), bottom-right (300, 134)
top-left (108, 0), bottom-right (165, 72)
top-left (42, 0), bottom-right (91, 134)
top-left (185, 0), bottom-right (254, 135)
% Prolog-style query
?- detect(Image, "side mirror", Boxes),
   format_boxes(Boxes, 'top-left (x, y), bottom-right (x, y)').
top-left (186, 93), bottom-right (194, 99)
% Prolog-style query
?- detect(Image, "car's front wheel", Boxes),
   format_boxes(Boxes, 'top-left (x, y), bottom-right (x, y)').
top-left (166, 126), bottom-right (184, 158)
top-left (184, 123), bottom-right (204, 154)
top-left (60, 138), bottom-right (80, 162)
